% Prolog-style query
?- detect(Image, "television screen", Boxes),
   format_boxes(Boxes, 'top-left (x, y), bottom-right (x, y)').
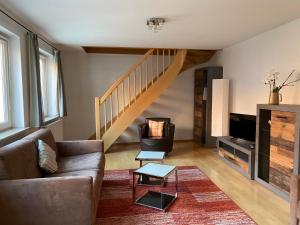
top-left (229, 113), bottom-right (256, 142)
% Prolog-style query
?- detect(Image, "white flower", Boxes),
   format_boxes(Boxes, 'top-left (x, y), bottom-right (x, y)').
top-left (264, 70), bottom-right (280, 85)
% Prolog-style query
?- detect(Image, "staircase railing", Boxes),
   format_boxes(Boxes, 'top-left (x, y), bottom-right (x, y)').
top-left (95, 48), bottom-right (178, 139)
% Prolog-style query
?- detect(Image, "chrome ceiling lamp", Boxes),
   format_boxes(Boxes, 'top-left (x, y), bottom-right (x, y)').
top-left (146, 17), bottom-right (165, 32)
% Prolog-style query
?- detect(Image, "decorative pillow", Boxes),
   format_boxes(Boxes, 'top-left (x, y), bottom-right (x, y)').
top-left (37, 139), bottom-right (58, 173)
top-left (148, 120), bottom-right (165, 137)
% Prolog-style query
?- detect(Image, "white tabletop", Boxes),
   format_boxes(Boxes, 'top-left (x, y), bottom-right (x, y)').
top-left (134, 163), bottom-right (176, 178)
top-left (136, 151), bottom-right (165, 160)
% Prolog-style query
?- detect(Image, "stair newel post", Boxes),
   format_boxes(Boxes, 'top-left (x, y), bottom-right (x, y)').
top-left (104, 99), bottom-right (107, 132)
top-left (95, 97), bottom-right (101, 139)
top-left (162, 49), bottom-right (165, 76)
top-left (122, 81), bottom-right (125, 112)
top-left (128, 74), bottom-right (131, 107)
top-left (151, 53), bottom-right (154, 85)
top-left (156, 49), bottom-right (159, 79)
top-left (145, 57), bottom-right (148, 90)
top-left (116, 86), bottom-right (119, 119)
top-left (109, 94), bottom-right (113, 126)
top-left (134, 68), bottom-right (137, 102)
top-left (139, 65), bottom-right (142, 94)
top-left (168, 49), bottom-right (171, 66)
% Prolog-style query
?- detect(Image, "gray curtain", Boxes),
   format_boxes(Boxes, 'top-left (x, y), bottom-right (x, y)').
top-left (54, 50), bottom-right (67, 117)
top-left (27, 32), bottom-right (44, 127)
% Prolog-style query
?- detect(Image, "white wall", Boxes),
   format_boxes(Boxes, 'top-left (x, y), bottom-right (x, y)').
top-left (62, 52), bottom-right (138, 140)
top-left (210, 18), bottom-right (300, 115)
top-left (62, 51), bottom-right (197, 141)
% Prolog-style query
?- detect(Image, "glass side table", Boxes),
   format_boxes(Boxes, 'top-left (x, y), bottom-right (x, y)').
top-left (135, 150), bottom-right (165, 167)
top-left (135, 150), bottom-right (165, 185)
top-left (132, 162), bottom-right (178, 212)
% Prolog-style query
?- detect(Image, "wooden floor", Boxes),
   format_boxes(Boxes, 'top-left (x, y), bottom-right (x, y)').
top-left (105, 141), bottom-right (290, 225)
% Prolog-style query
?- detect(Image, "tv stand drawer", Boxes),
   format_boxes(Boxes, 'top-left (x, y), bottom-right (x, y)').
top-left (219, 149), bottom-right (249, 173)
top-left (217, 137), bottom-right (255, 179)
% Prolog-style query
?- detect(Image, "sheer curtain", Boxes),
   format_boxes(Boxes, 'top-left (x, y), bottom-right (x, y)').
top-left (27, 32), bottom-right (43, 127)
top-left (54, 50), bottom-right (67, 117)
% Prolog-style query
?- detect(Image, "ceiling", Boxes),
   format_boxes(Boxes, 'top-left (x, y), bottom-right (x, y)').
top-left (1, 0), bottom-right (300, 50)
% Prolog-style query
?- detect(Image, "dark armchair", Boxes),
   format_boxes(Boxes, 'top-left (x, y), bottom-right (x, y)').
top-left (138, 118), bottom-right (175, 154)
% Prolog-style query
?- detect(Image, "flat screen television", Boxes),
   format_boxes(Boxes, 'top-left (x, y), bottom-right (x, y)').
top-left (229, 113), bottom-right (256, 142)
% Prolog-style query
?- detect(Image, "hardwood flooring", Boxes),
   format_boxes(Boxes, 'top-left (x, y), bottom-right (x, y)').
top-left (105, 141), bottom-right (289, 225)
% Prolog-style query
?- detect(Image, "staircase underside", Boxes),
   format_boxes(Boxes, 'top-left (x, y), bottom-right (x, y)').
top-left (181, 49), bottom-right (216, 72)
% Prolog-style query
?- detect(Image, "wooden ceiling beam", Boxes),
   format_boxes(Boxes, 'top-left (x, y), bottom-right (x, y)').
top-left (82, 46), bottom-right (149, 55)
top-left (82, 46), bottom-right (217, 56)
top-left (82, 46), bottom-right (217, 73)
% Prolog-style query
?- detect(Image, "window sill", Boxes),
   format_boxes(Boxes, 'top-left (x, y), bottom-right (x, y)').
top-left (0, 127), bottom-right (33, 147)
top-left (0, 128), bottom-right (29, 139)
top-left (44, 115), bottom-right (60, 125)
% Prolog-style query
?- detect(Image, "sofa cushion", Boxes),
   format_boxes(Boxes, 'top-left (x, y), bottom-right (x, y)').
top-left (141, 137), bottom-right (169, 146)
top-left (57, 152), bottom-right (104, 173)
top-left (0, 140), bottom-right (42, 179)
top-left (45, 169), bottom-right (102, 199)
top-left (37, 140), bottom-right (58, 173)
top-left (23, 129), bottom-right (57, 153)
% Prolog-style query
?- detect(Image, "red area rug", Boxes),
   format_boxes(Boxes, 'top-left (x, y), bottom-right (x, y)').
top-left (96, 166), bottom-right (256, 225)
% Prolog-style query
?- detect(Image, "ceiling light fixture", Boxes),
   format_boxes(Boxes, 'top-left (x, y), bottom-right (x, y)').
top-left (146, 17), bottom-right (165, 32)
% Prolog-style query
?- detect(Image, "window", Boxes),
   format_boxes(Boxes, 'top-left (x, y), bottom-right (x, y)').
top-left (0, 36), bottom-right (11, 131)
top-left (39, 50), bottom-right (58, 123)
top-left (39, 54), bottom-right (48, 116)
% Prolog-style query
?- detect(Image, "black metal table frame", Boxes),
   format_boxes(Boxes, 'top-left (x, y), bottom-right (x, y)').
top-left (132, 166), bottom-right (178, 212)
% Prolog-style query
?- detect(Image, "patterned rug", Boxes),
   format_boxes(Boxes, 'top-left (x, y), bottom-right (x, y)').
top-left (96, 166), bottom-right (256, 225)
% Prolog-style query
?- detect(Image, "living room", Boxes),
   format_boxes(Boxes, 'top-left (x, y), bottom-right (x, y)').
top-left (0, 1), bottom-right (300, 225)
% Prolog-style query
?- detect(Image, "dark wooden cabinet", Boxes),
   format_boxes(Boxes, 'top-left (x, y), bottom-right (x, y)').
top-left (194, 70), bottom-right (206, 143)
top-left (255, 104), bottom-right (300, 200)
top-left (194, 67), bottom-right (223, 147)
top-left (269, 110), bottom-right (295, 193)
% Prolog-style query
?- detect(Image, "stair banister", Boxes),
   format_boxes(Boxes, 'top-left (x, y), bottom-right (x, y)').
top-left (95, 48), bottom-right (186, 147)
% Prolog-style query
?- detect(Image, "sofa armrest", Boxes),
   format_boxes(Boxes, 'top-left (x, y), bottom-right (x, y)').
top-left (56, 140), bottom-right (104, 157)
top-left (138, 123), bottom-right (149, 139)
top-left (0, 177), bottom-right (93, 225)
top-left (291, 174), bottom-right (300, 225)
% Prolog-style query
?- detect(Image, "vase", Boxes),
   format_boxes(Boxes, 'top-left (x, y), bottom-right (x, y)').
top-left (269, 92), bottom-right (282, 105)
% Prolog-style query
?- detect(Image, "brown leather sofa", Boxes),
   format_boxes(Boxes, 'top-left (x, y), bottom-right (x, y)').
top-left (0, 129), bottom-right (105, 225)
top-left (138, 117), bottom-right (175, 154)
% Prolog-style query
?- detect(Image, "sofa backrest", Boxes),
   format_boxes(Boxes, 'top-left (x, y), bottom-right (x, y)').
top-left (0, 139), bottom-right (42, 180)
top-left (23, 128), bottom-right (57, 153)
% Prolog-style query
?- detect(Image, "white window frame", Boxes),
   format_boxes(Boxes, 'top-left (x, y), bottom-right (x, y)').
top-left (39, 49), bottom-right (59, 124)
top-left (39, 53), bottom-right (49, 117)
top-left (0, 34), bottom-right (11, 131)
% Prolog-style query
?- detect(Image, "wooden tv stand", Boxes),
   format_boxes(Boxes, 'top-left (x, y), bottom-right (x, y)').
top-left (217, 137), bottom-right (255, 179)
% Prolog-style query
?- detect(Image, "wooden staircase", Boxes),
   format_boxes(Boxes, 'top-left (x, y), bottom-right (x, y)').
top-left (94, 48), bottom-right (215, 152)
